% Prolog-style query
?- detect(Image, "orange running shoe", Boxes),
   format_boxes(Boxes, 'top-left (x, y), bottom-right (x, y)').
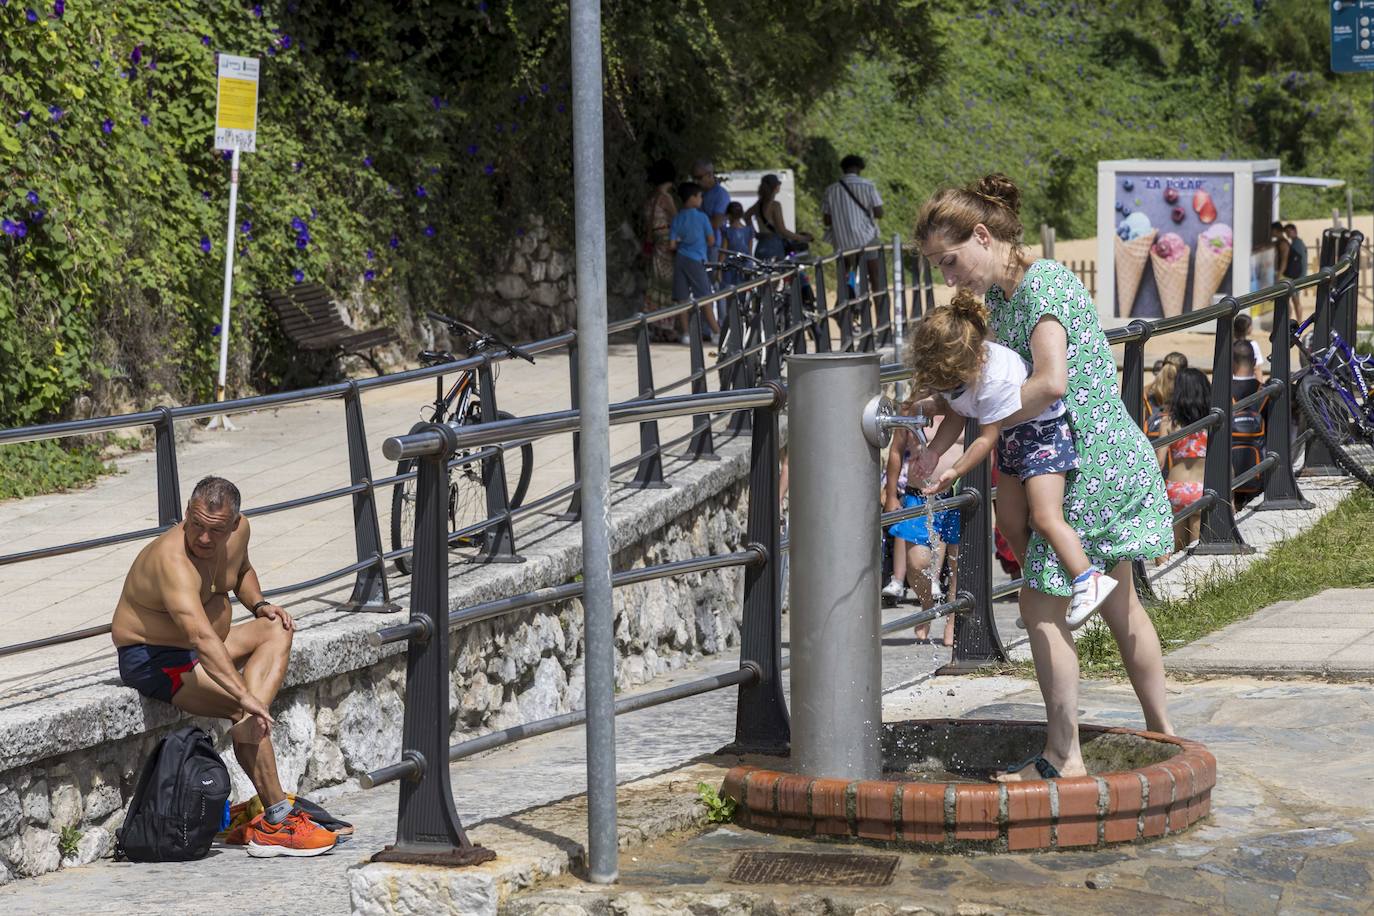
top-left (244, 810), bottom-right (337, 858)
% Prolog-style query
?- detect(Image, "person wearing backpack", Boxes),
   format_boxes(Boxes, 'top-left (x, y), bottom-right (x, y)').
top-left (1230, 340), bottom-right (1271, 510)
top-left (822, 155), bottom-right (885, 297)
top-left (112, 476), bottom-right (337, 858)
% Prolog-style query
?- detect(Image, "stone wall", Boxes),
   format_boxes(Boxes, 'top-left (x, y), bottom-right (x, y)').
top-left (0, 442), bottom-right (754, 884)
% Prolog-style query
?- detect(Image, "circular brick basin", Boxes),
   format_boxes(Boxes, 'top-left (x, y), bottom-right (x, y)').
top-left (721, 719), bottom-right (1216, 852)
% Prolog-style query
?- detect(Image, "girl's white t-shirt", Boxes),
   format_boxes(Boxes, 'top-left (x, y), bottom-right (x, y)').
top-left (941, 341), bottom-right (1064, 428)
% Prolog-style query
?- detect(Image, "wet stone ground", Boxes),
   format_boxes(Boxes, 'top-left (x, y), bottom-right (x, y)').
top-left (507, 678), bottom-right (1374, 915)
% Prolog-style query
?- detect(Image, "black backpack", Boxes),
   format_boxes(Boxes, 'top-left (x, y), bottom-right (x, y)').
top-left (115, 725), bottom-right (231, 862)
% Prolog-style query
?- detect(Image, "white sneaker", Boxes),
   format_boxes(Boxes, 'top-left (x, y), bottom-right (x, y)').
top-left (881, 578), bottom-right (906, 604)
top-left (1067, 569), bottom-right (1117, 629)
top-left (678, 334), bottom-right (693, 345)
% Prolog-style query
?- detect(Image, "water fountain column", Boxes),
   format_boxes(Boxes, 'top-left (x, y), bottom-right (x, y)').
top-left (787, 352), bottom-right (883, 780)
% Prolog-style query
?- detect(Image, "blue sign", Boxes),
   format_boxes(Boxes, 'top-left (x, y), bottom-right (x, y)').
top-left (1331, 0), bottom-right (1374, 72)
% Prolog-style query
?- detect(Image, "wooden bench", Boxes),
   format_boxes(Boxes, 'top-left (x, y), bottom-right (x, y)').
top-left (266, 283), bottom-right (397, 375)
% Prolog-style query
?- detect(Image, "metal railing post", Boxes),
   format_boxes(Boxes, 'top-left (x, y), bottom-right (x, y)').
top-left (810, 257), bottom-right (833, 353)
top-left (342, 381), bottom-right (396, 611)
top-left (629, 315), bottom-right (668, 488)
top-left (371, 427), bottom-right (495, 868)
top-left (1194, 303), bottom-right (1252, 555)
top-left (788, 266), bottom-right (808, 357)
top-left (875, 243), bottom-right (892, 348)
top-left (559, 333), bottom-right (583, 520)
top-left (153, 406), bottom-right (182, 526)
top-left (1303, 230), bottom-right (1345, 475)
top-left (788, 353), bottom-right (880, 778)
top-left (475, 359), bottom-right (523, 561)
top-left (856, 252), bottom-right (876, 353)
top-left (725, 289), bottom-right (753, 436)
top-left (836, 259), bottom-right (854, 352)
top-left (938, 415), bottom-right (1005, 674)
top-left (1256, 280), bottom-right (1312, 510)
top-left (760, 284), bottom-right (782, 381)
top-left (685, 304), bottom-right (719, 461)
top-left (1118, 321), bottom-right (1155, 595)
top-left (724, 387), bottom-right (791, 755)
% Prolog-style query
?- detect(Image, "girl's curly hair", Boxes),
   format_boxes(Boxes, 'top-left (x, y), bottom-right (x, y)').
top-left (907, 289), bottom-right (990, 395)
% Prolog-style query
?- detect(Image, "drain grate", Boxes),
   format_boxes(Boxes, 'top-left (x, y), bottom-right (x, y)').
top-left (728, 851), bottom-right (898, 887)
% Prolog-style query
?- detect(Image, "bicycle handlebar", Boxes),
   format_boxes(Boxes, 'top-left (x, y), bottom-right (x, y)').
top-left (426, 311), bottom-right (536, 364)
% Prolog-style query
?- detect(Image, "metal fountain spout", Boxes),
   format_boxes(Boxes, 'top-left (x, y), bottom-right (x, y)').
top-left (862, 395), bottom-right (931, 450)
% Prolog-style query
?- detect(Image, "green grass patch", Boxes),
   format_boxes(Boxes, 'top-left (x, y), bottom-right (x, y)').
top-left (993, 488), bottom-right (1374, 679)
top-left (0, 440), bottom-right (115, 501)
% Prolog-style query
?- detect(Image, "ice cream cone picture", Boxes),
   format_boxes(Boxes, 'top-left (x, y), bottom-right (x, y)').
top-left (1191, 223), bottom-right (1233, 312)
top-left (1150, 232), bottom-right (1190, 318)
top-left (1114, 212), bottom-right (1155, 316)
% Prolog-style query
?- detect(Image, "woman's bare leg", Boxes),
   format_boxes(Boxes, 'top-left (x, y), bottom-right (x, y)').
top-left (905, 543), bottom-right (933, 640)
top-left (1099, 559), bottom-right (1175, 735)
top-left (998, 585), bottom-right (1085, 780)
top-left (941, 546), bottom-right (960, 646)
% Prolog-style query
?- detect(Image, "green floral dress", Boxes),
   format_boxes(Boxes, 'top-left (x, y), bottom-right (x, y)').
top-left (986, 259), bottom-right (1173, 596)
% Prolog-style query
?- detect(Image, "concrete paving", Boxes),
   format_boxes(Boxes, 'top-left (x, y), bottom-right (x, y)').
top-left (1166, 588), bottom-right (1374, 679)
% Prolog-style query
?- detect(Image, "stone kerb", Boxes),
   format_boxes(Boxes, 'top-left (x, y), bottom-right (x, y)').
top-left (0, 430), bottom-right (758, 884)
top-left (721, 721), bottom-right (1217, 853)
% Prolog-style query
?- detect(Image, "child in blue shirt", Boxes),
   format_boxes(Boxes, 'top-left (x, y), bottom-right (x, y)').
top-left (720, 201), bottom-right (756, 290)
top-left (670, 182), bottom-right (722, 343)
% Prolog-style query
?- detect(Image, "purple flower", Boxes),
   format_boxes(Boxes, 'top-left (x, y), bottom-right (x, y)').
top-left (240, 220), bottom-right (252, 234)
top-left (202, 36), bottom-right (211, 46)
top-left (363, 269), bottom-right (375, 282)
top-left (26, 8), bottom-right (37, 22)
top-left (292, 269), bottom-right (304, 283)
top-left (25, 191), bottom-right (38, 205)
top-left (101, 118), bottom-right (114, 134)
top-left (291, 217), bottom-right (306, 232)
top-left (431, 96), bottom-right (444, 110)
top-left (19, 111), bottom-right (31, 123)
top-left (517, 94), bottom-right (527, 105)
top-left (295, 235), bottom-right (309, 249)
top-left (362, 156), bottom-right (373, 168)
top-left (556, 103), bottom-right (566, 113)
top-left (415, 185), bottom-right (427, 198)
top-left (467, 144), bottom-right (479, 156)
top-left (540, 83), bottom-right (549, 94)
top-left (252, 4), bottom-right (262, 17)
top-left (346, 49), bottom-right (359, 61)
top-left (2, 219), bottom-right (27, 237)
top-left (48, 105), bottom-right (64, 121)
top-left (212, 324), bottom-right (222, 336)
top-left (279, 35), bottom-right (292, 50)
top-left (222, 150), bottom-right (232, 160)
top-left (483, 163), bottom-right (494, 175)
top-left (140, 113), bottom-right (150, 127)
top-left (52, 0), bottom-right (63, 17)
top-left (423, 225), bottom-right (436, 237)
top-left (130, 44), bottom-right (142, 66)
top-left (309, 207), bottom-right (317, 220)
top-left (29, 209), bottom-right (44, 222)
top-left (200, 235), bottom-right (212, 253)
top-left (201, 190), bottom-right (212, 201)
top-left (365, 249), bottom-right (375, 260)
top-left (292, 161), bottom-right (302, 172)
top-left (388, 235), bottom-right (399, 249)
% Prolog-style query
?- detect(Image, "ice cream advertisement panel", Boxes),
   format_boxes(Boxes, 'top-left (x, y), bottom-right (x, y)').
top-left (1112, 172), bottom-right (1235, 319)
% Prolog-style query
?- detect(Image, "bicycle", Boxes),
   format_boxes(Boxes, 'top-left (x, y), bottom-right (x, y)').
top-left (718, 250), bottom-right (818, 383)
top-left (1291, 269), bottom-right (1374, 488)
top-left (390, 312), bottom-right (536, 574)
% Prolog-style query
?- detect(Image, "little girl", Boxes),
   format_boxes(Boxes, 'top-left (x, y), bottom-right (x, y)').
top-left (1155, 367), bottom-right (1210, 552)
top-left (907, 291), bottom-right (1115, 628)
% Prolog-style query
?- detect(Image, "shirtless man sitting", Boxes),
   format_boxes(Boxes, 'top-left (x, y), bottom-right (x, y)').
top-left (112, 475), bottom-right (336, 858)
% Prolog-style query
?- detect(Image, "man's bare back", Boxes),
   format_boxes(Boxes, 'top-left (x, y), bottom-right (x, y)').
top-left (112, 517), bottom-right (250, 648)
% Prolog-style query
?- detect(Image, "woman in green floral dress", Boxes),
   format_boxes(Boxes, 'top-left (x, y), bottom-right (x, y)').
top-left (916, 174), bottom-right (1175, 781)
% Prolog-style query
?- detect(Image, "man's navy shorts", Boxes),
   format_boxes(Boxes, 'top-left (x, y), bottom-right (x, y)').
top-left (118, 644), bottom-right (200, 703)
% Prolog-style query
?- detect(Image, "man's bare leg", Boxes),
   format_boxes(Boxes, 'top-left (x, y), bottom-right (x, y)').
top-left (173, 618), bottom-right (293, 805)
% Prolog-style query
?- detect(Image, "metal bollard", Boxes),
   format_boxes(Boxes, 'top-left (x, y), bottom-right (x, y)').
top-left (787, 352), bottom-right (883, 781)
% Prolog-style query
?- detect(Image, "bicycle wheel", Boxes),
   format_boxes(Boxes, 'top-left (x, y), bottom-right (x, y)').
top-left (390, 458), bottom-right (489, 574)
top-left (495, 408), bottom-right (534, 509)
top-left (1295, 374), bottom-right (1374, 488)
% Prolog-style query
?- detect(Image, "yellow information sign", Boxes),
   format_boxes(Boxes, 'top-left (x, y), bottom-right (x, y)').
top-left (214, 55), bottom-right (260, 152)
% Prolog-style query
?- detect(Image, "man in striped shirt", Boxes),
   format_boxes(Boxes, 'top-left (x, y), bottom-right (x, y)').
top-left (822, 155), bottom-right (885, 298)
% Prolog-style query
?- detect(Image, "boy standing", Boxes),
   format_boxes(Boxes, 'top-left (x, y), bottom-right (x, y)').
top-left (670, 181), bottom-right (722, 343)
